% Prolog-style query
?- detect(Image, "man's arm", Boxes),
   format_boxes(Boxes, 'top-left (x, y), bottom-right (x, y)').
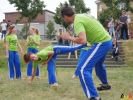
top-left (61, 32), bottom-right (86, 44)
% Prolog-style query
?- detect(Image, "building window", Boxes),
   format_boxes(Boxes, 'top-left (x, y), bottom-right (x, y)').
top-left (118, 3), bottom-right (126, 10)
top-left (99, 4), bottom-right (102, 11)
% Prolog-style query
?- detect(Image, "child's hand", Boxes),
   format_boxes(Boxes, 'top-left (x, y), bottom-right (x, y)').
top-left (42, 61), bottom-right (48, 66)
top-left (5, 55), bottom-right (9, 60)
top-left (72, 75), bottom-right (77, 78)
top-left (28, 80), bottom-right (32, 85)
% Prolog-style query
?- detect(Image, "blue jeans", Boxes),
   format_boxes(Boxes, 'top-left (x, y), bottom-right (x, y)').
top-left (1, 30), bottom-right (6, 39)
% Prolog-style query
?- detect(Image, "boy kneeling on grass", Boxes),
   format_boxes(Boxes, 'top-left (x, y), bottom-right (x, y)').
top-left (23, 44), bottom-right (87, 86)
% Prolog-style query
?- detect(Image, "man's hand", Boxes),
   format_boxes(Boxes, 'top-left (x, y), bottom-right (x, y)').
top-left (72, 75), bottom-right (77, 78)
top-left (61, 32), bottom-right (71, 40)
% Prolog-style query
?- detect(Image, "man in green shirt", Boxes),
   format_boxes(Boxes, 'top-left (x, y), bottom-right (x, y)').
top-left (23, 44), bottom-right (87, 86)
top-left (60, 3), bottom-right (112, 100)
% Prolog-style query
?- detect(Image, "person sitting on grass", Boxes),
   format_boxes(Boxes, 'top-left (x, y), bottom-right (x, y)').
top-left (23, 43), bottom-right (87, 86)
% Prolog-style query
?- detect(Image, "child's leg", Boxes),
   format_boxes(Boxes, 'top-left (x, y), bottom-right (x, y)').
top-left (54, 43), bottom-right (87, 55)
top-left (27, 48), bottom-right (33, 76)
top-left (8, 51), bottom-right (15, 79)
top-left (14, 51), bottom-right (21, 78)
top-left (47, 55), bottom-right (57, 84)
top-left (33, 49), bottom-right (40, 76)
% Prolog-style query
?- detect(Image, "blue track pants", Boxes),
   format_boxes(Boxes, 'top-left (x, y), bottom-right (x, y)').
top-left (47, 44), bottom-right (87, 84)
top-left (27, 48), bottom-right (40, 76)
top-left (8, 51), bottom-right (21, 79)
top-left (74, 40), bottom-right (112, 98)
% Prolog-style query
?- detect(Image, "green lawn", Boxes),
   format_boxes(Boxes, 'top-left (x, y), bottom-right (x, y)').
top-left (0, 67), bottom-right (133, 100)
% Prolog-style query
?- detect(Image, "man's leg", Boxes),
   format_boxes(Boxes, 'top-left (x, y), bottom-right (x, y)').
top-left (121, 26), bottom-right (124, 39)
top-left (75, 40), bottom-right (112, 98)
top-left (53, 43), bottom-right (87, 55)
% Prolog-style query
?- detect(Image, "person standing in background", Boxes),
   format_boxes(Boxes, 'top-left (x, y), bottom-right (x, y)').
top-left (1, 19), bottom-right (7, 40)
top-left (26, 26), bottom-right (41, 79)
top-left (119, 10), bottom-right (129, 40)
top-left (5, 25), bottom-right (23, 80)
top-left (6, 20), bottom-right (12, 31)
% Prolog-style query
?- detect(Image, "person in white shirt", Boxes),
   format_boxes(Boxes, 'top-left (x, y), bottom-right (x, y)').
top-left (1, 19), bottom-right (7, 40)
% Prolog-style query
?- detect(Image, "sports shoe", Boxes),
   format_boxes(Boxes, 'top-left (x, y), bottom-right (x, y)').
top-left (89, 97), bottom-right (102, 100)
top-left (97, 84), bottom-right (111, 91)
top-left (111, 56), bottom-right (113, 59)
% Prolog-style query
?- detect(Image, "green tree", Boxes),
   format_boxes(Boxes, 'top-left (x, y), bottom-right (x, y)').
top-left (69, 0), bottom-right (90, 14)
top-left (98, 0), bottom-right (133, 27)
top-left (53, 0), bottom-right (90, 30)
top-left (45, 20), bottom-right (57, 40)
top-left (18, 23), bottom-right (30, 39)
top-left (53, 3), bottom-right (69, 30)
top-left (8, 0), bottom-right (46, 25)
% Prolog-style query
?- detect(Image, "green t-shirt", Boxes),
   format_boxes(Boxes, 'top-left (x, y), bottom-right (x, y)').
top-left (6, 34), bottom-right (18, 51)
top-left (74, 14), bottom-right (111, 44)
top-left (26, 35), bottom-right (41, 50)
top-left (33, 46), bottom-right (54, 67)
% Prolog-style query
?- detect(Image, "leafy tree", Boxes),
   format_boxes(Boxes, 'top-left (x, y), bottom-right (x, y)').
top-left (53, 0), bottom-right (90, 30)
top-left (45, 20), bottom-right (57, 40)
top-left (53, 3), bottom-right (69, 30)
top-left (98, 0), bottom-right (133, 27)
top-left (8, 0), bottom-right (46, 25)
top-left (69, 0), bottom-right (90, 14)
top-left (17, 23), bottom-right (29, 39)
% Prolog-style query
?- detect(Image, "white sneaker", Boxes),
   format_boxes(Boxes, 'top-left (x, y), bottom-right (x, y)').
top-left (111, 56), bottom-right (113, 59)
top-left (51, 83), bottom-right (58, 87)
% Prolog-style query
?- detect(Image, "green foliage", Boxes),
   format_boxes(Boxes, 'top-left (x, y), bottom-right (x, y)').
top-left (98, 0), bottom-right (133, 27)
top-left (69, 0), bottom-right (90, 14)
top-left (53, 3), bottom-right (69, 30)
top-left (18, 23), bottom-right (30, 39)
top-left (45, 20), bottom-right (57, 40)
top-left (53, 0), bottom-right (90, 30)
top-left (8, 0), bottom-right (46, 24)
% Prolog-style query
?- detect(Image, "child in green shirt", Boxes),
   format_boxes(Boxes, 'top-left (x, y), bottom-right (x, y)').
top-left (23, 43), bottom-right (87, 86)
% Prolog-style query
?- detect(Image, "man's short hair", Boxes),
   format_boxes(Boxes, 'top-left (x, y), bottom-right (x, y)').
top-left (8, 20), bottom-right (11, 22)
top-left (122, 10), bottom-right (126, 13)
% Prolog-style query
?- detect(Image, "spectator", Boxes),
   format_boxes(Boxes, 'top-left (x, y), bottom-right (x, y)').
top-left (119, 10), bottom-right (129, 40)
top-left (57, 29), bottom-right (65, 45)
top-left (67, 26), bottom-right (78, 59)
top-left (1, 19), bottom-right (7, 40)
top-left (115, 20), bottom-right (121, 40)
top-left (109, 18), bottom-right (116, 39)
top-left (111, 39), bottom-right (119, 61)
top-left (6, 20), bottom-right (12, 31)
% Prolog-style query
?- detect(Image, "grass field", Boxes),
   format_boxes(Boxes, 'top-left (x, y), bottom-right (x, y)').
top-left (0, 40), bottom-right (133, 100)
top-left (0, 67), bottom-right (133, 100)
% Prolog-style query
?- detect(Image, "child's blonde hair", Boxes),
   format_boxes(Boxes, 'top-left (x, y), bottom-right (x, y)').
top-left (4, 25), bottom-right (15, 42)
top-left (30, 26), bottom-right (40, 35)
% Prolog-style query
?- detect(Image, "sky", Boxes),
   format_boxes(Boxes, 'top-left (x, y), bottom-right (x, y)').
top-left (0, 0), bottom-right (97, 22)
